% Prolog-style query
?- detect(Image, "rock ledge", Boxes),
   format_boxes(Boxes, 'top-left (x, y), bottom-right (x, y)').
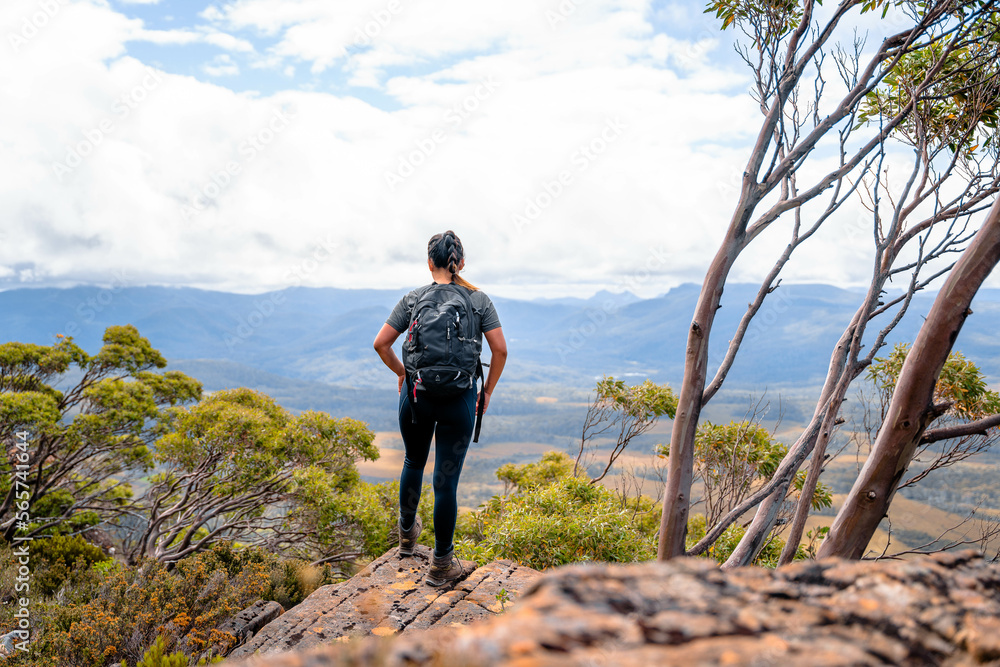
top-left (227, 545), bottom-right (538, 660)
top-left (225, 549), bottom-right (1000, 666)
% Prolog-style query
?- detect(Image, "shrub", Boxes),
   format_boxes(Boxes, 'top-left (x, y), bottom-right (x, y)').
top-left (459, 452), bottom-right (805, 571)
top-left (457, 453), bottom-right (657, 569)
top-left (263, 557), bottom-right (339, 610)
top-left (0, 541), bottom-right (315, 667)
top-left (29, 534), bottom-right (112, 596)
top-left (131, 636), bottom-right (222, 667)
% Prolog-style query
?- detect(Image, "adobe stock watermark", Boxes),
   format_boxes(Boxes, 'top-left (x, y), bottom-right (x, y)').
top-left (667, 14), bottom-right (725, 70)
top-left (224, 234), bottom-right (337, 351)
top-left (180, 106), bottom-right (297, 223)
top-left (713, 165), bottom-right (747, 202)
top-left (545, 0), bottom-right (584, 29)
top-left (555, 244), bottom-right (670, 363)
top-left (61, 270), bottom-right (130, 338)
top-left (10, 429), bottom-right (34, 654)
top-left (50, 67), bottom-right (163, 182)
top-left (383, 77), bottom-right (501, 191)
top-left (8, 0), bottom-right (66, 53)
top-left (511, 117), bottom-right (627, 232)
top-left (347, 0), bottom-right (406, 51)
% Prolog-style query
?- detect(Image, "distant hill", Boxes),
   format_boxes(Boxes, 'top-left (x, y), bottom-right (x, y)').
top-left (3, 283), bottom-right (1000, 394)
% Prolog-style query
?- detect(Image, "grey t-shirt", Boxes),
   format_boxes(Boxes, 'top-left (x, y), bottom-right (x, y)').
top-left (386, 284), bottom-right (501, 337)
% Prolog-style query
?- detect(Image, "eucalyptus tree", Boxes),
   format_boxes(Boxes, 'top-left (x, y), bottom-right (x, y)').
top-left (0, 325), bottom-right (201, 542)
top-left (820, 198), bottom-right (1000, 558)
top-left (127, 387), bottom-right (378, 566)
top-left (1, 326), bottom-right (380, 569)
top-left (724, 13), bottom-right (1000, 567)
top-left (658, 0), bottom-right (1000, 562)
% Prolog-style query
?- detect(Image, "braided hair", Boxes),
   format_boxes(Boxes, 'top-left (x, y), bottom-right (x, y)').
top-left (428, 230), bottom-right (478, 291)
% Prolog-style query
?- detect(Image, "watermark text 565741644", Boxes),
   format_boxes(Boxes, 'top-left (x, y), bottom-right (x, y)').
top-left (10, 430), bottom-right (34, 653)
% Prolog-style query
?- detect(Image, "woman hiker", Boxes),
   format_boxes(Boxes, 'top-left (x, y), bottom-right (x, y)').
top-left (373, 231), bottom-right (507, 586)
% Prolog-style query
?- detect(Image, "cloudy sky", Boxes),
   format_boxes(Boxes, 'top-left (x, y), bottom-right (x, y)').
top-left (0, 0), bottom-right (989, 299)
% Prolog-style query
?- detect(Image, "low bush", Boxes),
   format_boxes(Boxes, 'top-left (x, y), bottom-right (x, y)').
top-left (456, 452), bottom-right (657, 569)
top-left (0, 540), bottom-right (341, 667)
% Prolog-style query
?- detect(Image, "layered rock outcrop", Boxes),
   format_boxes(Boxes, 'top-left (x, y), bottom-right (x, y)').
top-left (225, 549), bottom-right (1000, 666)
top-left (227, 545), bottom-right (539, 660)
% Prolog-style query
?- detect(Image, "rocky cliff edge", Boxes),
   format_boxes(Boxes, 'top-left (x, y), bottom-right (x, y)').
top-left (224, 549), bottom-right (1000, 667)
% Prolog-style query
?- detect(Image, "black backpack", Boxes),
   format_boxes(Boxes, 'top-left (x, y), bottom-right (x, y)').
top-left (402, 283), bottom-right (485, 442)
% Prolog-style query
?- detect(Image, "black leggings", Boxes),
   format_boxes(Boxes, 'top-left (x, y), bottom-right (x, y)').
top-left (397, 381), bottom-right (476, 557)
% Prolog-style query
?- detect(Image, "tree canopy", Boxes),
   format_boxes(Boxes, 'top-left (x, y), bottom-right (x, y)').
top-left (1, 326), bottom-right (383, 569)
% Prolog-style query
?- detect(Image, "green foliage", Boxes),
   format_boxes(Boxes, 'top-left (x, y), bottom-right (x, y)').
top-left (592, 377), bottom-right (677, 421)
top-left (691, 420), bottom-right (787, 481)
top-left (0, 540), bottom-right (329, 667)
top-left (496, 450), bottom-right (577, 493)
top-left (2, 325), bottom-right (384, 569)
top-left (801, 526), bottom-right (830, 559)
top-left (141, 388), bottom-right (378, 563)
top-left (706, 0), bottom-right (915, 35)
top-left (30, 489), bottom-right (103, 536)
top-left (91, 325), bottom-right (168, 374)
top-left (30, 533), bottom-right (112, 596)
top-left (324, 480), bottom-right (434, 562)
top-left (792, 469), bottom-right (833, 511)
top-left (659, 419), bottom-right (831, 551)
top-left (0, 326), bottom-right (202, 542)
top-left (262, 557), bottom-right (340, 611)
top-left (705, 0), bottom-right (802, 34)
top-left (457, 452), bottom-right (657, 569)
top-left (578, 376), bottom-right (676, 482)
top-left (868, 343), bottom-right (1000, 419)
top-left (130, 636), bottom-right (223, 667)
top-left (460, 449), bottom-right (811, 571)
top-left (686, 514), bottom-right (805, 567)
top-left (495, 587), bottom-right (511, 612)
top-left (463, 477), bottom-right (657, 569)
top-left (857, 36), bottom-right (1000, 157)
top-left (0, 390), bottom-right (61, 434)
top-left (0, 544), bottom-right (248, 666)
top-left (198, 541), bottom-right (339, 610)
top-left (157, 389), bottom-right (377, 486)
top-left (661, 420), bottom-right (792, 524)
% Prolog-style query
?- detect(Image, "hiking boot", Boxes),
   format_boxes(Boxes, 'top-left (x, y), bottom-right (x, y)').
top-left (398, 516), bottom-right (422, 557)
top-left (425, 549), bottom-right (466, 587)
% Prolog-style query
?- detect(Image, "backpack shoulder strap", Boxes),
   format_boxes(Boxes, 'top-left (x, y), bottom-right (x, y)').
top-left (439, 283), bottom-right (478, 337)
top-left (473, 358), bottom-right (485, 443)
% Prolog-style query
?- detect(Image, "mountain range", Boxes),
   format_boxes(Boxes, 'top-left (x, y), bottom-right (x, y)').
top-left (4, 282), bottom-right (1000, 393)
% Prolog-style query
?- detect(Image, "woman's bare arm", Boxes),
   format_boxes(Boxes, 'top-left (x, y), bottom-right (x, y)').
top-left (480, 327), bottom-right (507, 413)
top-left (373, 323), bottom-right (405, 393)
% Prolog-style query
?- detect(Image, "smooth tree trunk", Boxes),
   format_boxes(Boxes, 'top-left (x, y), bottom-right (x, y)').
top-left (720, 285), bottom-right (878, 567)
top-left (818, 198), bottom-right (1000, 559)
top-left (720, 327), bottom-right (856, 568)
top-left (656, 240), bottom-right (741, 559)
top-left (777, 422), bottom-right (832, 565)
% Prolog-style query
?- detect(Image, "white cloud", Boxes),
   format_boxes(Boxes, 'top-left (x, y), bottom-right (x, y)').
top-left (6, 0), bottom-right (983, 299)
top-left (203, 53), bottom-right (239, 76)
top-left (130, 26), bottom-right (255, 52)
